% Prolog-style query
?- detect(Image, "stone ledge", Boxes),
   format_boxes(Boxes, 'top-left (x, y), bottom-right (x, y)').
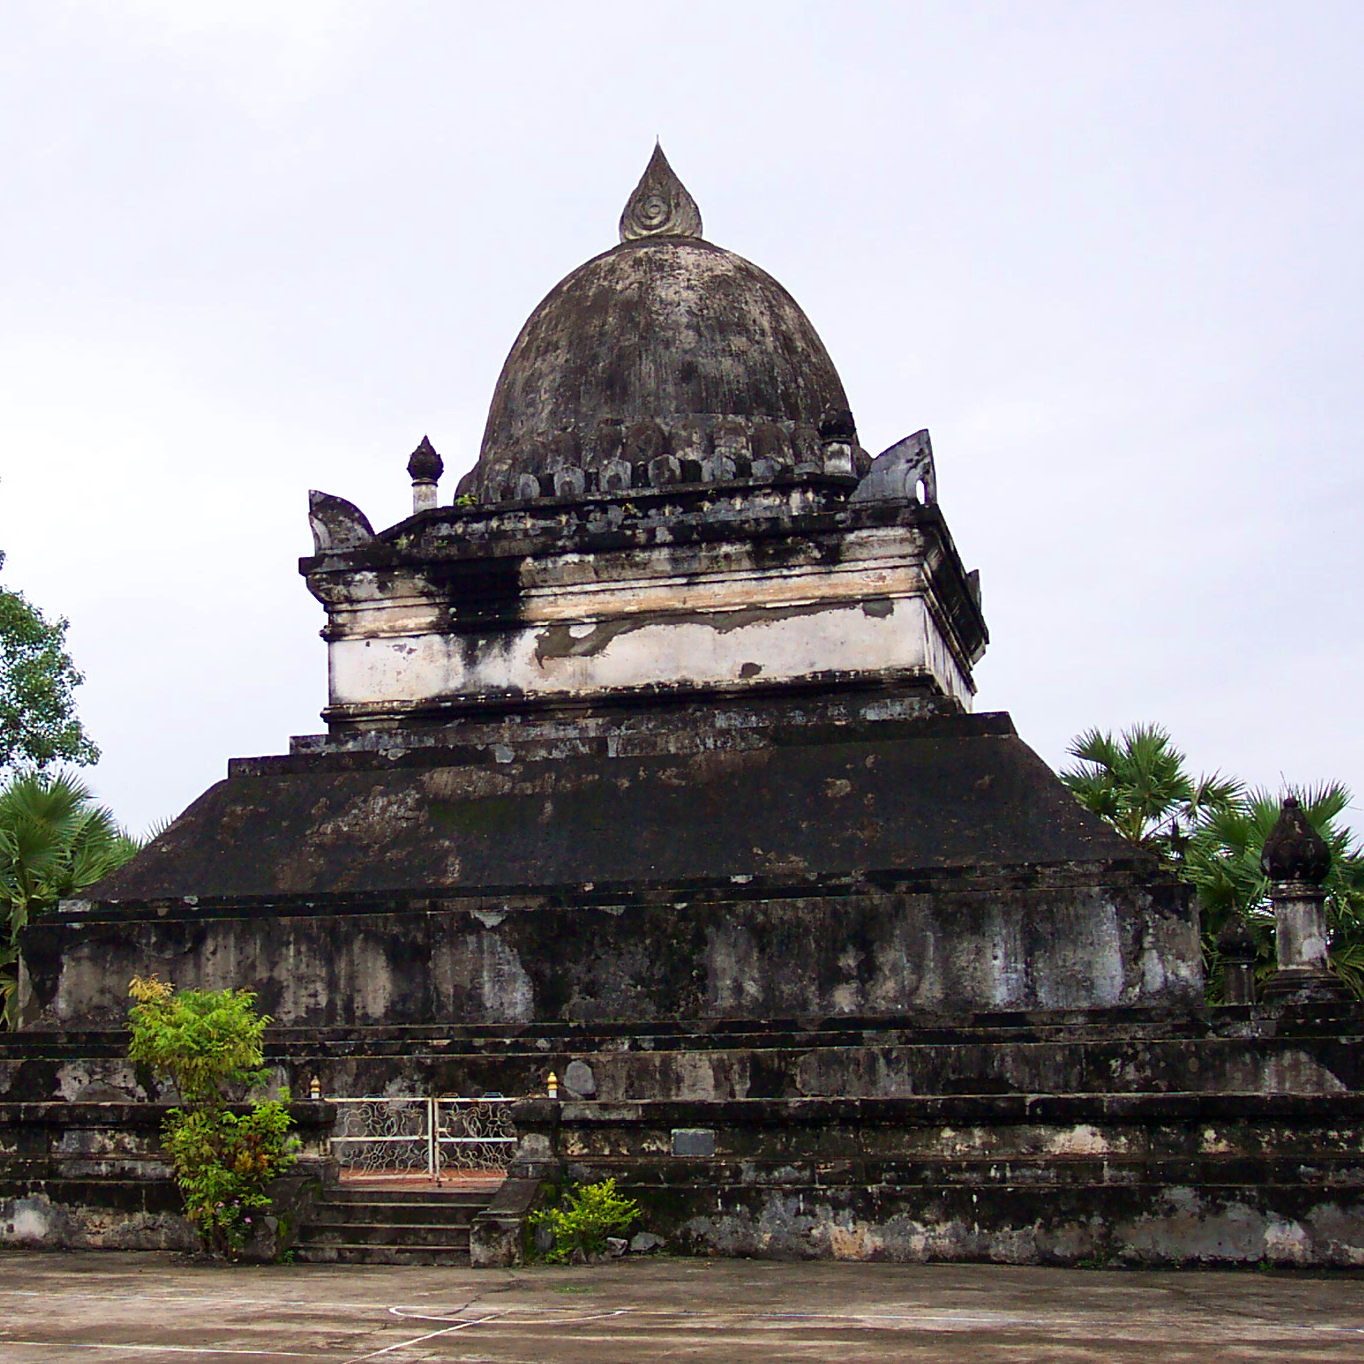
top-left (516, 1091), bottom-right (1364, 1127)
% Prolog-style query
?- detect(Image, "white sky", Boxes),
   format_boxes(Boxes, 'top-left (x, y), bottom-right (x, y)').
top-left (1, 0), bottom-right (1360, 835)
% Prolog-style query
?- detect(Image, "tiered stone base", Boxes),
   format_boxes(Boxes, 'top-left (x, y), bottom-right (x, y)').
top-left (4, 1005), bottom-right (1361, 1265)
top-left (489, 1003), bottom-right (1364, 1266)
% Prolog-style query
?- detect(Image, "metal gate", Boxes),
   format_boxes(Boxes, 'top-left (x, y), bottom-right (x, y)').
top-left (327, 1096), bottom-right (516, 1180)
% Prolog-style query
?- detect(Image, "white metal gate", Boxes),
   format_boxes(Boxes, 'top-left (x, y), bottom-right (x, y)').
top-left (327, 1096), bottom-right (516, 1180)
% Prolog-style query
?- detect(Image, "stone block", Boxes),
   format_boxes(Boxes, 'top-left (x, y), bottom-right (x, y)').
top-left (564, 1060), bottom-right (596, 1098)
top-left (672, 1128), bottom-right (717, 1157)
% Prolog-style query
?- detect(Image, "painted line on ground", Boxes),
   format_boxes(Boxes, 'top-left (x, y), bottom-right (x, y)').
top-left (342, 1311), bottom-right (509, 1362)
top-left (0, 1290), bottom-right (460, 1313)
top-left (388, 1304), bottom-right (636, 1327)
top-left (0, 1342), bottom-right (331, 1358)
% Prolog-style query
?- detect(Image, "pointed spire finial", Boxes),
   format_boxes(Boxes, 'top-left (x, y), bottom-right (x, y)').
top-left (619, 143), bottom-right (702, 243)
top-left (406, 435), bottom-right (443, 484)
top-left (1261, 795), bottom-right (1332, 885)
top-left (407, 435), bottom-right (444, 513)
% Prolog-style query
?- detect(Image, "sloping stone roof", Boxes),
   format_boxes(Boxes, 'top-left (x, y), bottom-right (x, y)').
top-left (91, 714), bottom-right (1141, 901)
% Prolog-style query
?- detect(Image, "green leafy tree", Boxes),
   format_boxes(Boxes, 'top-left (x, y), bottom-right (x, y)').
top-left (0, 552), bottom-right (98, 773)
top-left (128, 976), bottom-right (298, 1260)
top-left (1061, 727), bottom-right (1364, 999)
top-left (0, 770), bottom-right (141, 1025)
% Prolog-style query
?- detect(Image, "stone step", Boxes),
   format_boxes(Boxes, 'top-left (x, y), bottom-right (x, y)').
top-left (510, 1091), bottom-right (1364, 1169)
top-left (273, 1015), bottom-right (1363, 1049)
top-left (325, 1187), bottom-right (490, 1205)
top-left (293, 1182), bottom-right (492, 1266)
top-left (0, 1158), bottom-right (174, 1181)
top-left (268, 1036), bottom-right (1364, 1074)
top-left (307, 1199), bottom-right (482, 1225)
top-left (12, 1004), bottom-right (1363, 1056)
top-left (296, 1221), bottom-right (473, 1249)
top-left (605, 1154), bottom-right (1364, 1188)
top-left (292, 1242), bottom-right (471, 1266)
top-left (6, 1010), bottom-right (1364, 1107)
top-left (6, 1030), bottom-right (1364, 1103)
top-left (7, 1019), bottom-right (1362, 1058)
top-left (283, 697), bottom-right (949, 771)
top-left (556, 1037), bottom-right (1364, 1102)
top-left (284, 1039), bottom-right (1364, 1106)
top-left (0, 1174), bottom-right (183, 1219)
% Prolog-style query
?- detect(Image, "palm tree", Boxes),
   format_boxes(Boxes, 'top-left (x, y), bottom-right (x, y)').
top-left (1060, 725), bottom-right (1242, 860)
top-left (0, 770), bottom-right (142, 1026)
top-left (1183, 784), bottom-right (1364, 998)
top-left (1061, 727), bottom-right (1364, 1001)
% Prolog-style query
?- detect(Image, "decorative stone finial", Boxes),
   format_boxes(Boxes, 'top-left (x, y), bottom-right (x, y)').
top-left (1216, 913), bottom-right (1257, 963)
top-left (619, 143), bottom-right (702, 242)
top-left (407, 436), bottom-right (444, 514)
top-left (1217, 912), bottom-right (1259, 1004)
top-left (1261, 795), bottom-right (1347, 1002)
top-left (1261, 796), bottom-right (1332, 886)
top-left (407, 435), bottom-right (444, 485)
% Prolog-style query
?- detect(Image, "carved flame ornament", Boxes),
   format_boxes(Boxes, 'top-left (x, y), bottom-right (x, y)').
top-left (619, 143), bottom-right (703, 242)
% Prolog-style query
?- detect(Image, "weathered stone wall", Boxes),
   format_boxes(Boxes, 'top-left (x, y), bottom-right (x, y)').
top-left (509, 1088), bottom-right (1364, 1267)
top-left (20, 869), bottom-right (1199, 1031)
top-left (304, 482), bottom-right (986, 728)
top-left (0, 1101), bottom-right (334, 1253)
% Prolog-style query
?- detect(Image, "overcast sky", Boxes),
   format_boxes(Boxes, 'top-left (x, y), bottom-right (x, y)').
top-left (1, 0), bottom-right (1360, 835)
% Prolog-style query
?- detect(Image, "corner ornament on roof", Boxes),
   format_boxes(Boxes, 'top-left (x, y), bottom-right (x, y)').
top-left (619, 143), bottom-right (703, 242)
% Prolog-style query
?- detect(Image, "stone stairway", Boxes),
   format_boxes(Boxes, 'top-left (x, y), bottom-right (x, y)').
top-left (293, 1185), bottom-right (494, 1265)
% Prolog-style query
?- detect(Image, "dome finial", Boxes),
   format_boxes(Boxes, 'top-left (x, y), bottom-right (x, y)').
top-left (619, 143), bottom-right (702, 242)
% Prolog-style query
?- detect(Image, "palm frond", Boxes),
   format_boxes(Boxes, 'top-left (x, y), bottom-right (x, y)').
top-left (1061, 731), bottom-right (1363, 1003)
top-left (0, 770), bottom-right (143, 1026)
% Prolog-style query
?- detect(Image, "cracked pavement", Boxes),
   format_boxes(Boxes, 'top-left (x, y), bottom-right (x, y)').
top-left (2, 1251), bottom-right (1364, 1362)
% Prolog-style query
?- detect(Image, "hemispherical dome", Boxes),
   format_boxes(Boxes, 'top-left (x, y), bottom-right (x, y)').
top-left (464, 151), bottom-right (857, 502)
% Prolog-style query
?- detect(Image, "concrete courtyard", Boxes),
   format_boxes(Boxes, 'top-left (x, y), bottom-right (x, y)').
top-left (1, 1251), bottom-right (1363, 1362)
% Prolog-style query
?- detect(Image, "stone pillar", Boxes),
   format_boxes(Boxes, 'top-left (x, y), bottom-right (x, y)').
top-left (1260, 797), bottom-right (1350, 1003)
top-left (1216, 914), bottom-right (1258, 1005)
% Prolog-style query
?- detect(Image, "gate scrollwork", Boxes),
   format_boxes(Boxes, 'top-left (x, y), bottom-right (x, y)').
top-left (327, 1096), bottom-right (516, 1178)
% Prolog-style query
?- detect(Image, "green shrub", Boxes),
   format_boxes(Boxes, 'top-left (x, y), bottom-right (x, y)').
top-left (128, 975), bottom-right (270, 1103)
top-left (160, 1099), bottom-right (298, 1258)
top-left (529, 1178), bottom-right (641, 1263)
top-left (128, 976), bottom-right (298, 1260)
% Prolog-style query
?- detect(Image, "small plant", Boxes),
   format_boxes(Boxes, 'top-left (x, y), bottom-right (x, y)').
top-left (128, 975), bottom-right (299, 1261)
top-left (529, 1177), bottom-right (641, 1264)
top-left (455, 492), bottom-right (477, 508)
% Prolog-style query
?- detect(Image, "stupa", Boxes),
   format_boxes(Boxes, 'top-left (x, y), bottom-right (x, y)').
top-left (6, 149), bottom-right (1363, 1266)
